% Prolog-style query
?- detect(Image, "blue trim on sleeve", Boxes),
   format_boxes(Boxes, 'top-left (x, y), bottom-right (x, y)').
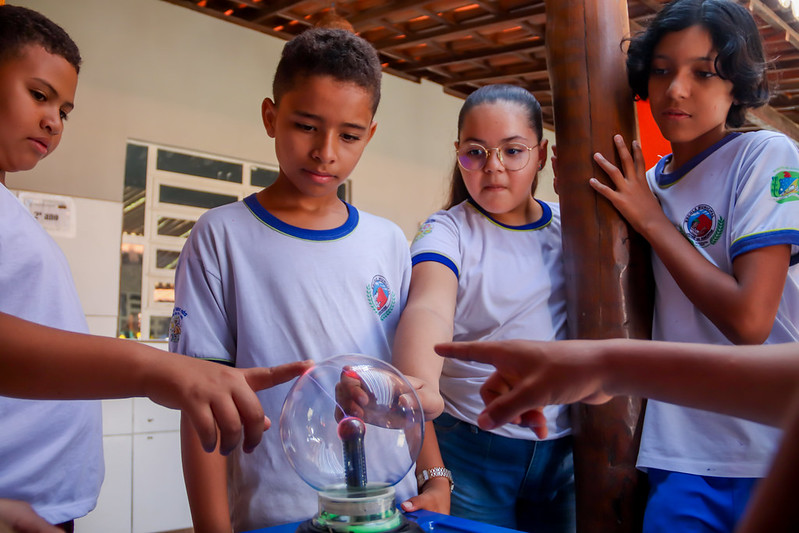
top-left (412, 252), bottom-right (459, 278)
top-left (730, 229), bottom-right (799, 263)
top-left (243, 193), bottom-right (358, 241)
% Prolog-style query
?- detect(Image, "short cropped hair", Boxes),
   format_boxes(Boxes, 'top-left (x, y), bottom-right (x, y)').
top-left (447, 84), bottom-right (544, 208)
top-left (0, 4), bottom-right (81, 73)
top-left (272, 28), bottom-right (382, 115)
top-left (626, 0), bottom-right (769, 128)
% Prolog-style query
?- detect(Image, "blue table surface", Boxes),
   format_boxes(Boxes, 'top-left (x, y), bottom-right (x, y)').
top-left (248, 509), bottom-right (521, 532)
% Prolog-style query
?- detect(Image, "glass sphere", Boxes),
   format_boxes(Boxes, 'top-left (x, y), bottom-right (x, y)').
top-left (280, 354), bottom-right (424, 493)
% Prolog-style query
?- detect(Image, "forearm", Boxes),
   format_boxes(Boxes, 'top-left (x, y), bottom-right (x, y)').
top-left (0, 311), bottom-right (167, 399)
top-left (392, 303), bottom-right (453, 420)
top-left (392, 306), bottom-right (450, 388)
top-left (415, 422), bottom-right (446, 475)
top-left (181, 415), bottom-right (232, 533)
top-left (601, 339), bottom-right (799, 425)
top-left (392, 262), bottom-right (457, 389)
top-left (413, 422), bottom-right (451, 512)
top-left (641, 221), bottom-right (788, 344)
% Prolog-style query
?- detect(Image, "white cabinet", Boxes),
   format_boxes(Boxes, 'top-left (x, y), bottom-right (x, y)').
top-left (76, 394), bottom-right (191, 532)
top-left (75, 434), bottom-right (133, 533)
top-left (132, 431), bottom-right (191, 533)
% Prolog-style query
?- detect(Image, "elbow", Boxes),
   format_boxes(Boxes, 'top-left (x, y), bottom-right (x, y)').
top-left (722, 316), bottom-right (773, 346)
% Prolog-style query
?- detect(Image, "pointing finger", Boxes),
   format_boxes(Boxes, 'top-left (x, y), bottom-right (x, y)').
top-left (245, 360), bottom-right (313, 392)
top-left (434, 341), bottom-right (507, 366)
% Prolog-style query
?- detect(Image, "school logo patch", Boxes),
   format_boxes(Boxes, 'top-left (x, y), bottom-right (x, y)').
top-left (771, 169), bottom-right (799, 203)
top-left (367, 275), bottom-right (396, 321)
top-left (412, 221), bottom-right (434, 244)
top-left (683, 204), bottom-right (724, 248)
top-left (169, 307), bottom-right (187, 343)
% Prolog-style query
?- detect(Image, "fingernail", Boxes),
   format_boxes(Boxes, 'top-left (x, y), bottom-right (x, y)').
top-left (401, 501), bottom-right (413, 511)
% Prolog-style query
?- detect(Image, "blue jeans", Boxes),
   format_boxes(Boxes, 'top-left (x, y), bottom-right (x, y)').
top-left (643, 469), bottom-right (759, 533)
top-left (434, 413), bottom-right (576, 533)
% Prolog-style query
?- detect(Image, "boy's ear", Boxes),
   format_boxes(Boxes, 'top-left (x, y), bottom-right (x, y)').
top-left (366, 121), bottom-right (378, 143)
top-left (262, 98), bottom-right (278, 138)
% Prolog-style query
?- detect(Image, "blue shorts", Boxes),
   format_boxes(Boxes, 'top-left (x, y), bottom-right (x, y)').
top-left (643, 469), bottom-right (759, 533)
top-left (434, 413), bottom-right (575, 533)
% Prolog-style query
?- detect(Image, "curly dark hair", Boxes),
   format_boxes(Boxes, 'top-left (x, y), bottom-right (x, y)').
top-left (272, 28), bottom-right (382, 115)
top-left (0, 4), bottom-right (81, 73)
top-left (626, 0), bottom-right (768, 128)
top-left (447, 84), bottom-right (544, 209)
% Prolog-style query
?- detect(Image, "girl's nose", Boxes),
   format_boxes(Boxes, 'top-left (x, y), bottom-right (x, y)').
top-left (483, 147), bottom-right (503, 172)
top-left (666, 71), bottom-right (690, 100)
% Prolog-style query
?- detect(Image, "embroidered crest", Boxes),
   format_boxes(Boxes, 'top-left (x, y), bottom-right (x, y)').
top-left (683, 204), bottom-right (725, 248)
top-left (770, 169), bottom-right (799, 203)
top-left (366, 275), bottom-right (396, 321)
top-left (169, 307), bottom-right (187, 343)
top-left (412, 222), bottom-right (434, 244)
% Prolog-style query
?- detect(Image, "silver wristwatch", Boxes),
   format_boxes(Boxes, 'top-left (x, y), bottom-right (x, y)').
top-left (416, 467), bottom-right (454, 493)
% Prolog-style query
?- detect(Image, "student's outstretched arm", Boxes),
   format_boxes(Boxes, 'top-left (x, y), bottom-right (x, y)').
top-left (392, 261), bottom-right (459, 420)
top-left (592, 136), bottom-right (790, 345)
top-left (435, 338), bottom-right (799, 432)
top-left (0, 311), bottom-right (311, 454)
top-left (391, 261), bottom-right (459, 513)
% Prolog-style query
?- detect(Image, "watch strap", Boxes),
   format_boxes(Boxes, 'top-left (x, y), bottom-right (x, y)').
top-left (416, 467), bottom-right (454, 492)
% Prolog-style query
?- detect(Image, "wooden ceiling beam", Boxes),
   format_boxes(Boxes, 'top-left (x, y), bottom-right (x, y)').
top-left (161, 0), bottom-right (297, 39)
top-left (349, 0), bottom-right (432, 28)
top-left (230, 0), bottom-right (271, 7)
top-left (771, 67), bottom-right (799, 81)
top-left (472, 1), bottom-right (501, 15)
top-left (746, 104), bottom-right (799, 140)
top-left (250, 0), bottom-right (305, 24)
top-left (396, 39), bottom-right (545, 72)
top-left (442, 62), bottom-right (549, 85)
top-left (370, 4), bottom-right (546, 50)
top-left (745, 0), bottom-right (799, 52)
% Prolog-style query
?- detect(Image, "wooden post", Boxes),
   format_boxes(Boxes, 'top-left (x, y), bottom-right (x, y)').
top-left (544, 0), bottom-right (652, 531)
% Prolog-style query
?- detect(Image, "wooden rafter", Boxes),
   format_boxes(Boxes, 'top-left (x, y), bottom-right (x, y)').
top-left (160, 0), bottom-right (799, 138)
top-left (369, 4), bottom-right (546, 50)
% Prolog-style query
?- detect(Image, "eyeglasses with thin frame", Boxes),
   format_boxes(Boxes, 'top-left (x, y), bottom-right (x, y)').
top-left (455, 142), bottom-right (534, 171)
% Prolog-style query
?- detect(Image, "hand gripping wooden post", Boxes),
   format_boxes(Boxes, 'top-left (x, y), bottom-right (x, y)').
top-left (544, 1), bottom-right (653, 531)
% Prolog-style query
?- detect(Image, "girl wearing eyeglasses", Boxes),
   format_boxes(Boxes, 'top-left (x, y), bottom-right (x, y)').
top-left (392, 84), bottom-right (574, 532)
